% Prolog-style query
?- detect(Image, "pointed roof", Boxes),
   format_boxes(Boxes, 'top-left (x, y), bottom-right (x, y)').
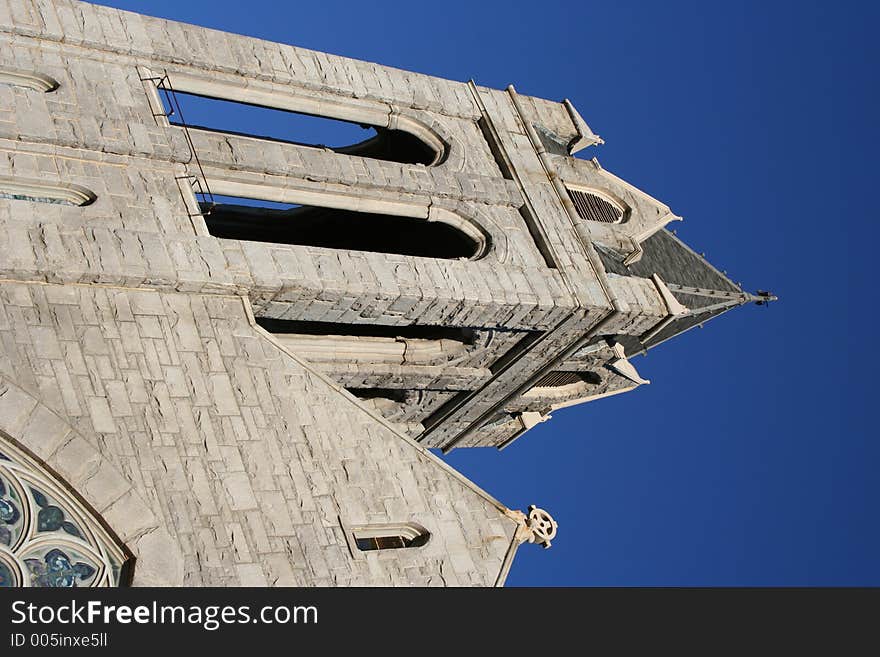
top-left (597, 229), bottom-right (768, 354)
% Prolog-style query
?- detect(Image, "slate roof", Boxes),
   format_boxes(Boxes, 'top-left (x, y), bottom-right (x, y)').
top-left (598, 229), bottom-right (741, 293)
top-left (596, 229), bottom-right (748, 355)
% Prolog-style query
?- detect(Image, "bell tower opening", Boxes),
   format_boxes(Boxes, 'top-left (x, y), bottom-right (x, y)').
top-left (200, 194), bottom-right (481, 259)
top-left (162, 90), bottom-right (439, 166)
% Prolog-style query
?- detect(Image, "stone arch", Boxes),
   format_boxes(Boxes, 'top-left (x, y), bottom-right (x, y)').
top-left (0, 436), bottom-right (129, 586)
top-left (0, 67), bottom-right (59, 93)
top-left (146, 69), bottom-right (452, 167)
top-left (0, 377), bottom-right (181, 586)
top-left (200, 179), bottom-right (495, 261)
top-left (429, 198), bottom-right (507, 263)
top-left (350, 522), bottom-right (432, 551)
top-left (389, 110), bottom-right (464, 171)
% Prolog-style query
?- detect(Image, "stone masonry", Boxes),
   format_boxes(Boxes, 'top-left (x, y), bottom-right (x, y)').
top-left (0, 0), bottom-right (769, 586)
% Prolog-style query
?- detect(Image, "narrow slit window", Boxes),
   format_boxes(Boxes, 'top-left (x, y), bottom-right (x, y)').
top-left (159, 90), bottom-right (438, 165)
top-left (0, 177), bottom-right (95, 207)
top-left (352, 524), bottom-right (430, 552)
top-left (199, 193), bottom-right (480, 259)
top-left (566, 188), bottom-right (624, 224)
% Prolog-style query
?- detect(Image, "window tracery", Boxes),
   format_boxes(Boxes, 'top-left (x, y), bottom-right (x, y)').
top-left (0, 440), bottom-right (128, 588)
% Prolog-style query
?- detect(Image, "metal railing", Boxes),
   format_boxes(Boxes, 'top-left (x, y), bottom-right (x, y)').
top-left (140, 70), bottom-right (215, 217)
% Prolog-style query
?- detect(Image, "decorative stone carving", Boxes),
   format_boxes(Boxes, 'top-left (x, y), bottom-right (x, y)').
top-left (0, 440), bottom-right (128, 587)
top-left (509, 505), bottom-right (559, 549)
top-left (525, 506), bottom-right (558, 549)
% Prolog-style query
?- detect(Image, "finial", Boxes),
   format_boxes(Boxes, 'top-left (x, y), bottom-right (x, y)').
top-left (509, 505), bottom-right (559, 549)
top-left (526, 505), bottom-right (558, 548)
top-left (753, 290), bottom-right (778, 306)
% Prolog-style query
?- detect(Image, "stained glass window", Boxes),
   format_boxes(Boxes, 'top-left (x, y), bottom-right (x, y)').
top-left (0, 440), bottom-right (128, 587)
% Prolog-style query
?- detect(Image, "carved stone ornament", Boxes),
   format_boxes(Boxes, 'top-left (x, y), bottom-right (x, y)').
top-left (0, 438), bottom-right (128, 587)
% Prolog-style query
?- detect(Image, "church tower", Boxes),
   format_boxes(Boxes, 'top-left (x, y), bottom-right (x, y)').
top-left (0, 0), bottom-right (769, 587)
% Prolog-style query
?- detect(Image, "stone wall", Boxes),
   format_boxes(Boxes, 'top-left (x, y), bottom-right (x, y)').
top-left (0, 0), bottom-right (748, 584)
top-left (0, 280), bottom-right (521, 585)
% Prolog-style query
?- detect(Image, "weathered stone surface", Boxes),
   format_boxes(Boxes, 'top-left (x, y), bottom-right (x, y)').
top-left (0, 0), bottom-right (757, 586)
top-left (0, 282), bottom-right (521, 586)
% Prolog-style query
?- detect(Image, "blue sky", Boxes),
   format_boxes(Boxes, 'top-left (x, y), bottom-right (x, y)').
top-left (95, 0), bottom-right (878, 585)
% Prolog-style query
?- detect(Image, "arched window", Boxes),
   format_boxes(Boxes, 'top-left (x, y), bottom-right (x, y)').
top-left (0, 67), bottom-right (58, 93)
top-left (565, 187), bottom-right (625, 224)
top-left (0, 437), bottom-right (129, 587)
top-left (352, 524), bottom-right (430, 552)
top-left (0, 176), bottom-right (95, 207)
top-left (146, 71), bottom-right (446, 166)
top-left (200, 193), bottom-right (483, 259)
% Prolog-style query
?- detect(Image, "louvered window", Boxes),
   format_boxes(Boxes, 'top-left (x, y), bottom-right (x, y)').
top-left (534, 371), bottom-right (584, 387)
top-left (566, 188), bottom-right (624, 224)
top-left (532, 371), bottom-right (602, 388)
